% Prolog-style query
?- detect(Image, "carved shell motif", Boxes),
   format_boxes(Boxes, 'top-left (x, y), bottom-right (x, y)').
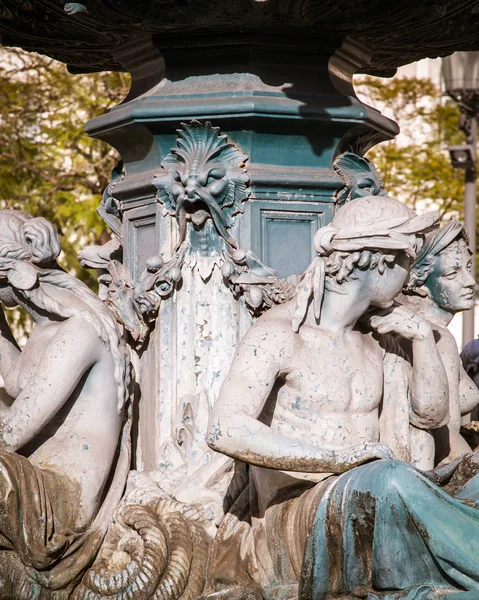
top-left (72, 499), bottom-right (209, 600)
top-left (333, 152), bottom-right (387, 209)
top-left (152, 121), bottom-right (250, 248)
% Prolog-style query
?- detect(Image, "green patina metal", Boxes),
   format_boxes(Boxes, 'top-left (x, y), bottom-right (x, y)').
top-left (1, 1), bottom-right (476, 278)
top-left (78, 41), bottom-right (397, 278)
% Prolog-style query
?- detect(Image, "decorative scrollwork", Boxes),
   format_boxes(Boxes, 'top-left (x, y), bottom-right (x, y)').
top-left (80, 236), bottom-right (187, 345)
top-left (333, 151), bottom-right (386, 209)
top-left (152, 121), bottom-right (250, 249)
top-left (73, 498), bottom-right (210, 600)
top-left (222, 248), bottom-right (297, 315)
top-left (103, 245), bottom-right (187, 345)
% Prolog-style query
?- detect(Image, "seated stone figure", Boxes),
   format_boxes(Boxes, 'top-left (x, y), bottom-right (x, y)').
top-left (400, 219), bottom-right (479, 469)
top-left (205, 196), bottom-right (479, 600)
top-left (0, 210), bottom-right (131, 598)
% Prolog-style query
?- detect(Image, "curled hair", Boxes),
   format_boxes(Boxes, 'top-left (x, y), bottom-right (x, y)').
top-left (292, 195), bottom-right (436, 332)
top-left (325, 250), bottom-right (396, 285)
top-left (0, 210), bottom-right (130, 413)
top-left (406, 254), bottom-right (436, 290)
top-left (0, 210), bottom-right (60, 264)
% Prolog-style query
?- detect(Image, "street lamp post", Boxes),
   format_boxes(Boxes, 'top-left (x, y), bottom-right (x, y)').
top-left (442, 52), bottom-right (479, 347)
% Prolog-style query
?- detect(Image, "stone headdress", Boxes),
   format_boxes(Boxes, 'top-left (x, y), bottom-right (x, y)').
top-left (292, 196), bottom-right (440, 332)
top-left (406, 218), bottom-right (467, 293)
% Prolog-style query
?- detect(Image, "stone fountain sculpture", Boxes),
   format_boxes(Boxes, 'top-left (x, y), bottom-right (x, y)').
top-left (203, 196), bottom-right (479, 600)
top-left (400, 220), bottom-right (479, 469)
top-left (0, 210), bottom-right (132, 598)
top-left (0, 209), bottom-right (213, 600)
top-left (2, 146), bottom-right (479, 600)
top-left (3, 152), bottom-right (479, 599)
top-left (2, 0), bottom-right (479, 596)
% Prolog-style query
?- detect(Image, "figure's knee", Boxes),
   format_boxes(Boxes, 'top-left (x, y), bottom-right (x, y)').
top-left (354, 460), bottom-right (417, 497)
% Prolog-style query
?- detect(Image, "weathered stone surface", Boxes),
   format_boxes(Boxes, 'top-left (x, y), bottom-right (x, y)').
top-left (4, 159), bottom-right (479, 599)
top-left (0, 210), bottom-right (131, 597)
top-left (400, 220), bottom-right (479, 469)
top-left (3, 4), bottom-right (479, 588)
top-left (202, 195), bottom-right (479, 599)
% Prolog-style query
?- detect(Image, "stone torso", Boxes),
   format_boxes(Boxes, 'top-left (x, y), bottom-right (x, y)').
top-left (253, 304), bottom-right (387, 508)
top-left (3, 319), bottom-right (121, 529)
top-left (264, 307), bottom-right (384, 452)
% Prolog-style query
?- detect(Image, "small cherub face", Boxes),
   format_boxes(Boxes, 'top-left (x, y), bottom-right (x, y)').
top-left (424, 238), bottom-right (475, 313)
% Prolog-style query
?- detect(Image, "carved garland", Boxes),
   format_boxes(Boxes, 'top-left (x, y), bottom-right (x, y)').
top-left (82, 147), bottom-right (384, 343)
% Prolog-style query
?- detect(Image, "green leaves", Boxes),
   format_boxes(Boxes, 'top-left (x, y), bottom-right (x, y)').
top-left (356, 75), bottom-right (466, 220)
top-left (0, 47), bottom-right (130, 336)
top-left (357, 74), bottom-right (479, 279)
top-left (0, 48), bottom-right (130, 280)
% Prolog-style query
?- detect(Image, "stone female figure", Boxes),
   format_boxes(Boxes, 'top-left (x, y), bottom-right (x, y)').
top-left (400, 219), bottom-right (479, 468)
top-left (0, 210), bottom-right (131, 598)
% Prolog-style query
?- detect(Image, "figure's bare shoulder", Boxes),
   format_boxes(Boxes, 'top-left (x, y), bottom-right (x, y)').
top-left (42, 317), bottom-right (103, 365)
top-left (56, 316), bottom-right (99, 343)
top-left (238, 302), bottom-right (298, 372)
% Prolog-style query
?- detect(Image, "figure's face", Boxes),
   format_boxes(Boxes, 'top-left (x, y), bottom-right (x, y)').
top-left (369, 253), bottom-right (412, 309)
top-left (424, 238), bottom-right (475, 313)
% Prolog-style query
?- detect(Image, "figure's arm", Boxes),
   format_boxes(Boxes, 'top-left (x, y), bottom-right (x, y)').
top-left (0, 307), bottom-right (21, 382)
top-left (370, 305), bottom-right (449, 429)
top-left (458, 364), bottom-right (479, 416)
top-left (0, 317), bottom-right (100, 452)
top-left (207, 318), bottom-right (394, 474)
top-left (409, 330), bottom-right (449, 428)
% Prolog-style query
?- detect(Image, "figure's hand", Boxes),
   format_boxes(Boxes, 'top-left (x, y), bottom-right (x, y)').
top-left (369, 305), bottom-right (432, 341)
top-left (332, 441), bottom-right (395, 472)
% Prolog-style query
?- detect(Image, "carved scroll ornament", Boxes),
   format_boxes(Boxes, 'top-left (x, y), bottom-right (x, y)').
top-left (73, 498), bottom-right (210, 600)
top-left (221, 248), bottom-right (297, 315)
top-left (333, 151), bottom-right (387, 209)
top-left (102, 246), bottom-right (186, 346)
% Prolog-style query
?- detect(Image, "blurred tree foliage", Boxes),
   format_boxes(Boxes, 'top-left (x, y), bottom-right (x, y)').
top-left (357, 76), bottom-right (479, 281)
top-left (356, 76), bottom-right (467, 220)
top-left (0, 46), bottom-right (130, 336)
top-left (0, 47), bottom-right (129, 278)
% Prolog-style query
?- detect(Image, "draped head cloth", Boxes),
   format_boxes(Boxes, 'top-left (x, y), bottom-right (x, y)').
top-left (407, 218), bottom-right (466, 292)
top-left (292, 196), bottom-right (440, 332)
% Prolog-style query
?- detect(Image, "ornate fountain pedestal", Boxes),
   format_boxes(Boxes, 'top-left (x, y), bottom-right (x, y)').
top-left (83, 37), bottom-right (397, 473)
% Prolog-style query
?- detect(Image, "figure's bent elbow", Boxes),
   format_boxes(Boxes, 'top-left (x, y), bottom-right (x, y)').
top-left (410, 403), bottom-right (450, 430)
top-left (206, 409), bottom-right (232, 456)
